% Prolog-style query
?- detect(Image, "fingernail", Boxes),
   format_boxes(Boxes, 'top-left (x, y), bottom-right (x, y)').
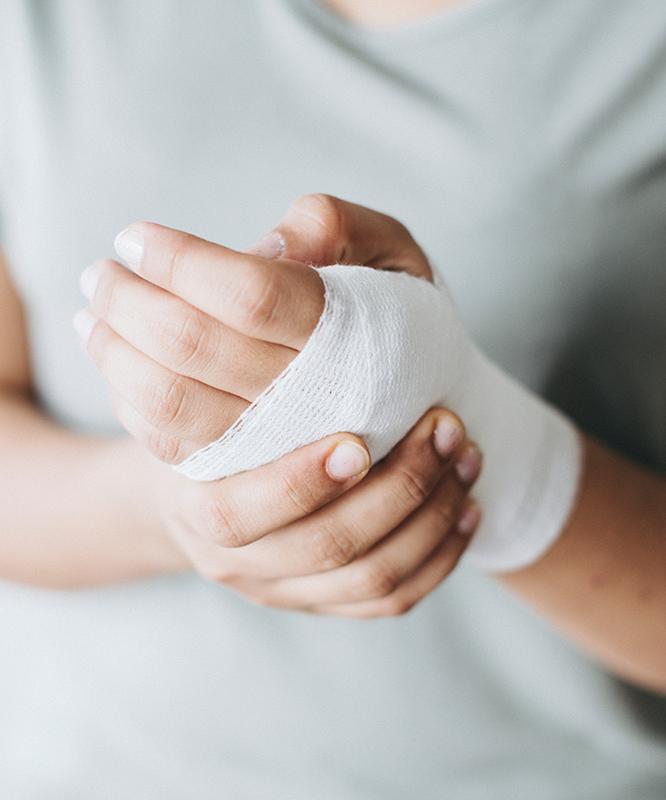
top-left (433, 416), bottom-right (464, 458)
top-left (72, 308), bottom-right (98, 346)
top-left (247, 230), bottom-right (285, 260)
top-left (455, 443), bottom-right (483, 484)
top-left (79, 261), bottom-right (103, 301)
top-left (114, 226), bottom-right (144, 270)
top-left (457, 501), bottom-right (481, 535)
top-left (326, 440), bottom-right (370, 482)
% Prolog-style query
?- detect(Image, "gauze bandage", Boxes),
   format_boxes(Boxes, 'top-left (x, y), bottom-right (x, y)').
top-left (175, 266), bottom-right (582, 573)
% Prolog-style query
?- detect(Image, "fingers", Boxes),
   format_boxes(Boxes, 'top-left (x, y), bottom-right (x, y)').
top-left (109, 390), bottom-right (203, 464)
top-left (148, 403), bottom-right (481, 618)
top-left (81, 259), bottom-right (294, 401)
top-left (113, 222), bottom-right (324, 348)
top-left (74, 309), bottom-right (248, 453)
top-left (248, 193), bottom-right (433, 280)
top-left (184, 435), bottom-right (372, 550)
top-left (244, 409), bottom-right (470, 577)
top-left (309, 502), bottom-right (480, 618)
top-left (243, 462), bottom-right (473, 608)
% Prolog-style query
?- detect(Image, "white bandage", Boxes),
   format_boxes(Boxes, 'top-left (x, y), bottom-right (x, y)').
top-left (175, 266), bottom-right (582, 573)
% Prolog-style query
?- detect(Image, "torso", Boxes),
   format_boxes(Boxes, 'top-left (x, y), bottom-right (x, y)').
top-left (0, 1), bottom-right (665, 797)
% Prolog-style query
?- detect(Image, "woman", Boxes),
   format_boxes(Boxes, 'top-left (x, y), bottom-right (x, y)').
top-left (0, 1), bottom-right (664, 797)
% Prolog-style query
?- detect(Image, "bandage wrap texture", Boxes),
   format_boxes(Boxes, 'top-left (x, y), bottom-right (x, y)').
top-left (175, 266), bottom-right (581, 573)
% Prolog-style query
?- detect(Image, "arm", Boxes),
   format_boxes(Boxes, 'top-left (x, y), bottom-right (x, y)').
top-left (0, 251), bottom-right (184, 587)
top-left (1, 249), bottom-right (480, 609)
top-left (501, 435), bottom-right (666, 693)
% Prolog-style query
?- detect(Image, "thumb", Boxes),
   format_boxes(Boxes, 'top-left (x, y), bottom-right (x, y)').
top-left (247, 193), bottom-right (433, 280)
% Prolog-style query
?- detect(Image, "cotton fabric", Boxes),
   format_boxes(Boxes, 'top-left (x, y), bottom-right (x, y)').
top-left (0, 1), bottom-right (665, 798)
top-left (177, 265), bottom-right (582, 572)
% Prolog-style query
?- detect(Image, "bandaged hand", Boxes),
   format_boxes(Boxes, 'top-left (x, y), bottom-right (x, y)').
top-left (74, 199), bottom-right (481, 616)
top-left (77, 191), bottom-right (580, 580)
top-left (246, 194), bottom-right (582, 574)
top-left (246, 195), bottom-right (581, 572)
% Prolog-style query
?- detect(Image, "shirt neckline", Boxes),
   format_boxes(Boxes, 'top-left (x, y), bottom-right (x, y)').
top-left (284, 0), bottom-right (533, 45)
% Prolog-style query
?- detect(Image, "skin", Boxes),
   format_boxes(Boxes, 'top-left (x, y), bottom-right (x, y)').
top-left (75, 200), bottom-right (484, 616)
top-left (0, 200), bottom-right (483, 616)
top-left (75, 192), bottom-right (663, 694)
top-left (1, 186), bottom-right (665, 688)
top-left (324, 0), bottom-right (468, 26)
top-left (315, 1), bottom-right (666, 687)
top-left (318, 0), bottom-right (665, 691)
top-left (0, 0), bottom-right (663, 690)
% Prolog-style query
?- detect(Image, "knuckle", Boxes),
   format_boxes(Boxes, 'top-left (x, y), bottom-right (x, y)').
top-left (278, 463), bottom-right (323, 517)
top-left (292, 193), bottom-right (347, 244)
top-left (356, 560), bottom-right (400, 600)
top-left (380, 596), bottom-right (415, 617)
top-left (202, 493), bottom-right (249, 548)
top-left (429, 493), bottom-right (457, 533)
top-left (166, 312), bottom-right (212, 372)
top-left (145, 374), bottom-right (188, 430)
top-left (91, 262), bottom-right (118, 316)
top-left (442, 532), bottom-right (472, 572)
top-left (201, 561), bottom-right (239, 585)
top-left (144, 427), bottom-right (186, 465)
top-left (232, 267), bottom-right (281, 334)
top-left (393, 463), bottom-right (436, 508)
top-left (310, 521), bottom-right (358, 570)
top-left (162, 232), bottom-right (192, 290)
top-left (247, 593), bottom-right (278, 609)
top-left (85, 318), bottom-right (110, 363)
top-left (390, 216), bottom-right (415, 244)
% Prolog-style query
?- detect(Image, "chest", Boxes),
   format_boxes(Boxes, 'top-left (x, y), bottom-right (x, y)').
top-left (2, 2), bottom-right (665, 429)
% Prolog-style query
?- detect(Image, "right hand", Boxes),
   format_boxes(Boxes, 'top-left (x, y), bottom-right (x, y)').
top-left (148, 406), bottom-right (482, 618)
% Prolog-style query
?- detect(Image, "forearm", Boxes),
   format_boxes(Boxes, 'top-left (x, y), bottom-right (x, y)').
top-left (0, 390), bottom-right (185, 588)
top-left (500, 434), bottom-right (666, 693)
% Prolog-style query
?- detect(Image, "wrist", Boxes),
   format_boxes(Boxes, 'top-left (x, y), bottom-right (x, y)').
top-left (98, 437), bottom-right (190, 577)
top-left (447, 345), bottom-right (583, 573)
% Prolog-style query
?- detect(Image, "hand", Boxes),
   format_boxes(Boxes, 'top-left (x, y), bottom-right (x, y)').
top-left (144, 406), bottom-right (481, 618)
top-left (248, 193), bottom-right (433, 279)
top-left (76, 194), bottom-right (482, 615)
top-left (75, 221), bottom-right (325, 464)
top-left (74, 195), bottom-right (433, 465)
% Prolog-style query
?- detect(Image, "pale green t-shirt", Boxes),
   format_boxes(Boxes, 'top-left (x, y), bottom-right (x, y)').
top-left (0, 1), bottom-right (665, 798)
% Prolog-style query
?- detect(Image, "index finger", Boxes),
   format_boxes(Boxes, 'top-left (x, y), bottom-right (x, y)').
top-left (114, 221), bottom-right (324, 349)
